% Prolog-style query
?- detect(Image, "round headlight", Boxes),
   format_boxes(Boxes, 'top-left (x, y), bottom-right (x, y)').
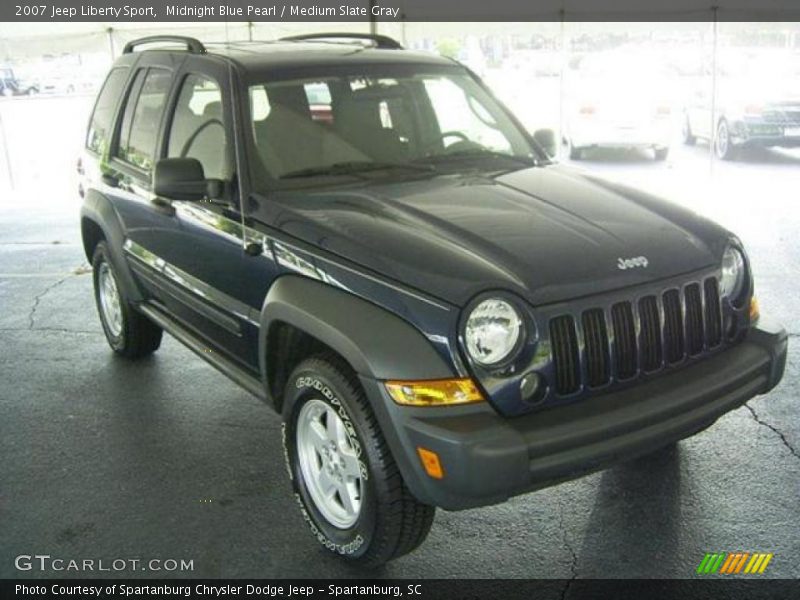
top-left (720, 246), bottom-right (746, 303)
top-left (465, 298), bottom-right (523, 366)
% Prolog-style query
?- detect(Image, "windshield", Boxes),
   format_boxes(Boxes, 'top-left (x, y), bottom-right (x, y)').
top-left (246, 67), bottom-right (536, 189)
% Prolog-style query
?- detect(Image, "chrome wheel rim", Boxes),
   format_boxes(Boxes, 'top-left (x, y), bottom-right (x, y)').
top-left (296, 398), bottom-right (363, 529)
top-left (716, 121), bottom-right (729, 158)
top-left (98, 262), bottom-right (123, 337)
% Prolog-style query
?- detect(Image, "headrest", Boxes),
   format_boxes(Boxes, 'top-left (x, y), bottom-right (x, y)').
top-left (203, 101), bottom-right (222, 119)
top-left (265, 84), bottom-right (310, 115)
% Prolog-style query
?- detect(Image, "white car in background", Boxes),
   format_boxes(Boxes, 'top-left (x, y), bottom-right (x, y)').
top-left (563, 52), bottom-right (675, 160)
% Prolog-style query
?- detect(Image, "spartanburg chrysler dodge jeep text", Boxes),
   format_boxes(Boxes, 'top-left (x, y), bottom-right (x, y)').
top-left (79, 34), bottom-right (788, 565)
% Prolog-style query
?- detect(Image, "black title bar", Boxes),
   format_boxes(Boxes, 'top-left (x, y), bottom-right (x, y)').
top-left (4, 579), bottom-right (800, 600)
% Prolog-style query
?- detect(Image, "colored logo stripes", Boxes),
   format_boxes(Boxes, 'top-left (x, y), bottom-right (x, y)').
top-left (696, 552), bottom-right (773, 575)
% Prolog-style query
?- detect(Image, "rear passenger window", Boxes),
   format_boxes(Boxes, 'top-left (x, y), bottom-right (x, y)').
top-left (116, 68), bottom-right (172, 173)
top-left (167, 75), bottom-right (228, 180)
top-left (86, 68), bottom-right (128, 155)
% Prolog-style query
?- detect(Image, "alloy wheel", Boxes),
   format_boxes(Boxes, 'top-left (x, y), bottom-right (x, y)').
top-left (296, 398), bottom-right (363, 529)
top-left (98, 262), bottom-right (123, 337)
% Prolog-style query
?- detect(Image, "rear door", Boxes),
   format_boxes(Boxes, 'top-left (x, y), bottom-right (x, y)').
top-left (102, 53), bottom-right (181, 304)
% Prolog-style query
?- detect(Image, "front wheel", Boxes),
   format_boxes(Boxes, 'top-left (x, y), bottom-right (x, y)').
top-left (566, 138), bottom-right (584, 160)
top-left (681, 115), bottom-right (696, 146)
top-left (654, 147), bottom-right (669, 161)
top-left (92, 241), bottom-right (162, 359)
top-left (714, 119), bottom-right (737, 161)
top-left (282, 356), bottom-right (435, 566)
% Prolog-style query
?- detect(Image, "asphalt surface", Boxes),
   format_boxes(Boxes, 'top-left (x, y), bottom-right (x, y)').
top-left (0, 142), bottom-right (798, 583)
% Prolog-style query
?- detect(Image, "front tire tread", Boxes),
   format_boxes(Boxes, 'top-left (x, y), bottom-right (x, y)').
top-left (286, 355), bottom-right (434, 566)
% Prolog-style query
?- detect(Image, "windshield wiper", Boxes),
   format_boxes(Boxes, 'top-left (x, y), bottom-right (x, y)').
top-left (417, 149), bottom-right (536, 167)
top-left (280, 161), bottom-right (435, 179)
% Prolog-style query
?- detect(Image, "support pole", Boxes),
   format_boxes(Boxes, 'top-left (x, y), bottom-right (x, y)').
top-left (369, 0), bottom-right (377, 34)
top-left (0, 110), bottom-right (14, 191)
top-left (558, 9), bottom-right (567, 154)
top-left (106, 27), bottom-right (115, 61)
top-left (709, 6), bottom-right (719, 173)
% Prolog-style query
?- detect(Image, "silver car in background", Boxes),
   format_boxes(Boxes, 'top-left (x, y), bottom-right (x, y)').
top-left (683, 50), bottom-right (800, 160)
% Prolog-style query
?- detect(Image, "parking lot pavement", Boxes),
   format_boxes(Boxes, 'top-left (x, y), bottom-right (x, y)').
top-left (1, 147), bottom-right (798, 582)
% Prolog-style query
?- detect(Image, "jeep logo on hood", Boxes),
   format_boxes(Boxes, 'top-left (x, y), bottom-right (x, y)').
top-left (617, 256), bottom-right (649, 270)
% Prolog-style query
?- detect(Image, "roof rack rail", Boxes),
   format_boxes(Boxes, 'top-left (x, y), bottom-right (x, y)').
top-left (279, 32), bottom-right (403, 50)
top-left (123, 35), bottom-right (206, 55)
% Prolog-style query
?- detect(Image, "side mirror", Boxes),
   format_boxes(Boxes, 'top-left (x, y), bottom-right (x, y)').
top-left (154, 158), bottom-right (222, 201)
top-left (533, 128), bottom-right (557, 158)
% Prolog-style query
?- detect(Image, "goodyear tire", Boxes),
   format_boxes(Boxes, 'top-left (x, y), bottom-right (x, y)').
top-left (92, 241), bottom-right (162, 359)
top-left (282, 355), bottom-right (435, 566)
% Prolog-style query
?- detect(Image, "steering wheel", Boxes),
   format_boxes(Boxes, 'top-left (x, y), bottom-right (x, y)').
top-left (180, 119), bottom-right (224, 159)
top-left (423, 131), bottom-right (477, 155)
top-left (438, 131), bottom-right (470, 145)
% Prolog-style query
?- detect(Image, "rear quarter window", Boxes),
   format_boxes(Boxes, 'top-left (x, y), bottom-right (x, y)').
top-left (86, 68), bottom-right (129, 155)
top-left (115, 68), bottom-right (172, 174)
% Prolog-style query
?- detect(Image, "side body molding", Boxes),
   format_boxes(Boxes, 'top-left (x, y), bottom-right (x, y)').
top-left (259, 276), bottom-right (457, 390)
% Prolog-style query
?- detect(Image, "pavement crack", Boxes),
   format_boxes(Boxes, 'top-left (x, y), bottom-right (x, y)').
top-left (0, 327), bottom-right (100, 335)
top-left (745, 403), bottom-right (799, 461)
top-left (556, 497), bottom-right (578, 599)
top-left (27, 275), bottom-right (73, 330)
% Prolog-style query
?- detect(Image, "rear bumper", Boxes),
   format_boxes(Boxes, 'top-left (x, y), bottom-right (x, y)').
top-left (570, 119), bottom-right (671, 149)
top-left (362, 318), bottom-right (787, 510)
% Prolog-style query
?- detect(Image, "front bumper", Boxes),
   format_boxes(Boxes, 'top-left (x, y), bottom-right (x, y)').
top-left (361, 318), bottom-right (787, 510)
top-left (732, 120), bottom-right (800, 148)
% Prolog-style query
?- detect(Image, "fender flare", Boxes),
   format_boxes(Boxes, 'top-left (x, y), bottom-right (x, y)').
top-left (259, 275), bottom-right (456, 397)
top-left (80, 190), bottom-right (144, 303)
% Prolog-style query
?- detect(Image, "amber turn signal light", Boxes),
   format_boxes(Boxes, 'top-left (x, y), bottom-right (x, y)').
top-left (750, 296), bottom-right (760, 321)
top-left (384, 378), bottom-right (484, 406)
top-left (417, 447), bottom-right (444, 479)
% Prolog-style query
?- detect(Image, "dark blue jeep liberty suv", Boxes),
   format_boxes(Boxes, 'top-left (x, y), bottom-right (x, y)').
top-left (79, 33), bottom-right (788, 565)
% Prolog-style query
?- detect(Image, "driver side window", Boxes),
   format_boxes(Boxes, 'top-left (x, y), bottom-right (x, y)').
top-left (167, 74), bottom-right (229, 180)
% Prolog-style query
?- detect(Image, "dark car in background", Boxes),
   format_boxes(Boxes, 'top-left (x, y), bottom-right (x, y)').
top-left (79, 34), bottom-right (787, 566)
top-left (0, 67), bottom-right (38, 96)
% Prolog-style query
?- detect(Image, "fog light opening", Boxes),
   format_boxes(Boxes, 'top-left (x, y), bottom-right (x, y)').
top-left (520, 372), bottom-right (545, 405)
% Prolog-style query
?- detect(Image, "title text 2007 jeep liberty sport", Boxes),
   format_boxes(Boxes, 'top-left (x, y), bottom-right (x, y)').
top-left (79, 34), bottom-right (787, 565)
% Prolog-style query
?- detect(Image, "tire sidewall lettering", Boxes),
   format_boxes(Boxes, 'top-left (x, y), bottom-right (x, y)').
top-left (283, 371), bottom-right (372, 556)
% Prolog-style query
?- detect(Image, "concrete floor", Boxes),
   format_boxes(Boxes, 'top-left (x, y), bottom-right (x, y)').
top-left (0, 142), bottom-right (798, 582)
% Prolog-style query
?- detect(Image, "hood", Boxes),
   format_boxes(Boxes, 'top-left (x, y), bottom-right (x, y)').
top-left (262, 165), bottom-right (729, 307)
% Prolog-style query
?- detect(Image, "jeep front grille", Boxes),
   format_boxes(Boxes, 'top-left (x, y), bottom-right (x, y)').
top-left (582, 309), bottom-right (609, 388)
top-left (550, 315), bottom-right (580, 395)
top-left (549, 277), bottom-right (724, 395)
